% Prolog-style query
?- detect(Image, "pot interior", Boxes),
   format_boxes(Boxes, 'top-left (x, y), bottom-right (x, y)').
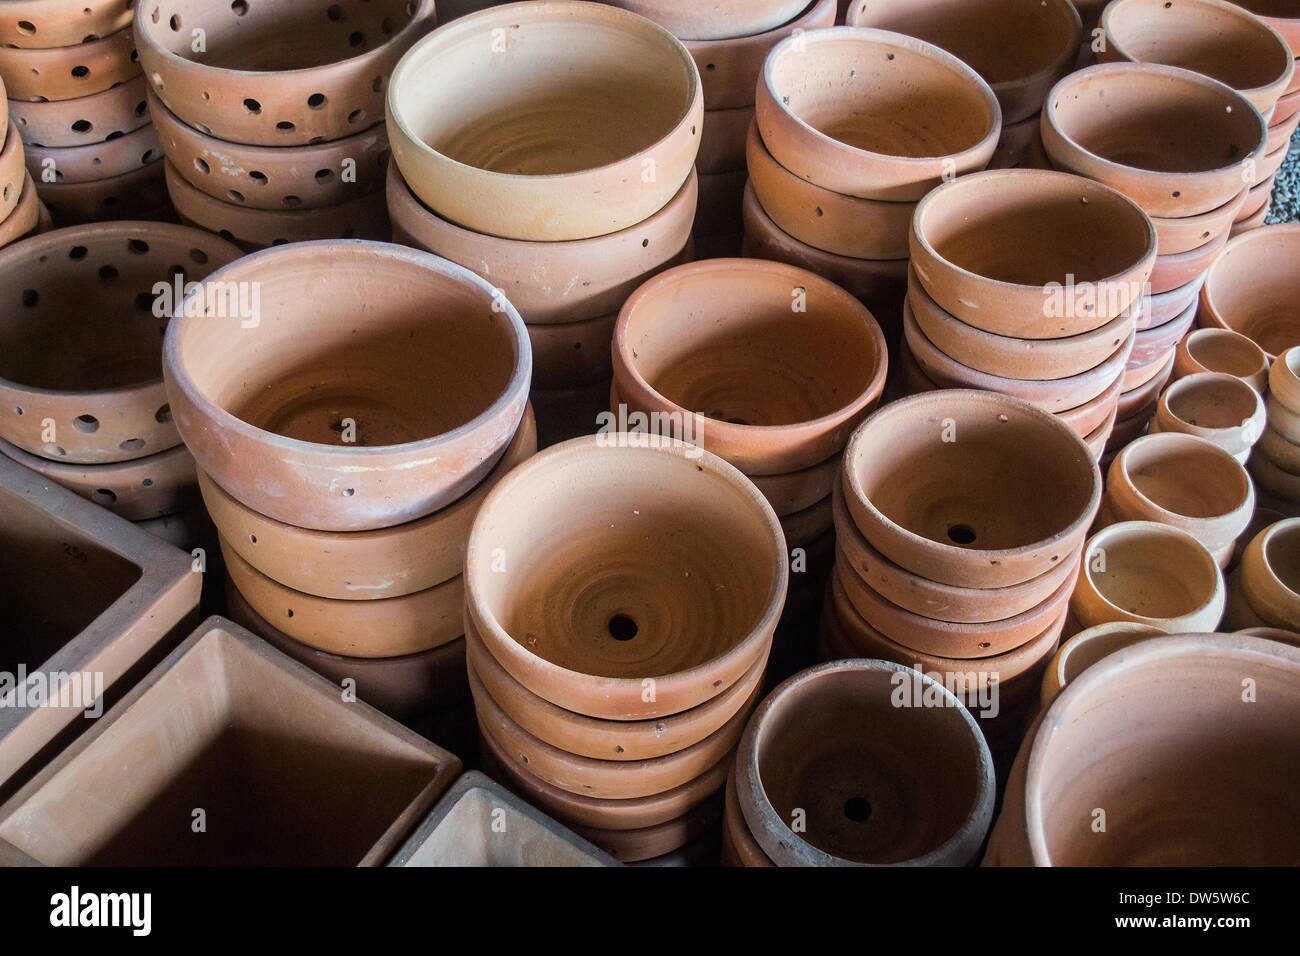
top-left (141, 0), bottom-right (418, 72)
top-left (1033, 639), bottom-right (1300, 864)
top-left (1204, 233), bottom-right (1300, 356)
top-left (1263, 522), bottom-right (1300, 594)
top-left (0, 627), bottom-right (443, 865)
top-left (174, 246), bottom-right (519, 448)
top-left (395, 12), bottom-right (693, 175)
top-left (756, 667), bottom-right (982, 863)
top-left (1185, 330), bottom-right (1267, 378)
top-left (470, 444), bottom-right (781, 679)
top-left (1164, 375), bottom-right (1257, 430)
top-left (768, 32), bottom-right (995, 159)
top-left (1122, 436), bottom-right (1248, 519)
top-left (1084, 526), bottom-right (1217, 618)
top-left (623, 267), bottom-right (882, 427)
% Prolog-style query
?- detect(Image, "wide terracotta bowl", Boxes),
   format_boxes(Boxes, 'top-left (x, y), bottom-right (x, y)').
top-left (1042, 63), bottom-right (1267, 218)
top-left (846, 0), bottom-right (1082, 124)
top-left (8, 74), bottom-right (151, 149)
top-left (843, 390), bottom-right (1102, 588)
top-left (1038, 621), bottom-right (1163, 709)
top-left (387, 1), bottom-right (702, 241)
top-left (23, 123), bottom-right (162, 185)
top-left (136, 0), bottom-right (436, 146)
top-left (734, 660), bottom-right (995, 866)
top-left (613, 258), bottom-right (888, 475)
top-left (0, 221), bottom-right (242, 464)
top-left (464, 436), bottom-right (788, 720)
top-left (910, 169), bottom-right (1156, 337)
top-left (1098, 0), bottom-right (1294, 112)
top-left (0, 26), bottom-right (139, 102)
top-left (1238, 518), bottom-right (1300, 629)
top-left (755, 27), bottom-right (1001, 201)
top-left (0, 0), bottom-right (134, 49)
top-left (1199, 223), bottom-right (1300, 359)
top-left (997, 633), bottom-right (1300, 864)
top-left (163, 241), bottom-right (532, 531)
top-left (609, 0), bottom-right (811, 41)
top-left (386, 162), bottom-right (697, 325)
top-left (1152, 371), bottom-right (1266, 460)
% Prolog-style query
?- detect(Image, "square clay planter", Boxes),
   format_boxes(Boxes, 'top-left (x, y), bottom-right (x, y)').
top-left (0, 616), bottom-right (461, 866)
top-left (389, 771), bottom-right (619, 867)
top-left (0, 453), bottom-right (201, 793)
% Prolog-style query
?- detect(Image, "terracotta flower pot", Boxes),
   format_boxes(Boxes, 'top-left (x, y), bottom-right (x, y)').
top-left (0, 221), bottom-right (241, 464)
top-left (910, 169), bottom-right (1156, 337)
top-left (0, 1), bottom-right (134, 49)
top-left (136, 0), bottom-right (435, 147)
top-left (734, 660), bottom-right (995, 866)
top-left (1132, 270), bottom-right (1206, 330)
top-left (1152, 371), bottom-right (1266, 460)
top-left (386, 163), bottom-right (697, 326)
top-left (685, 0), bottom-right (837, 111)
top-left (0, 26), bottom-right (139, 102)
top-left (1039, 620), bottom-right (1163, 708)
top-left (697, 105), bottom-right (753, 172)
top-left (843, 390), bottom-right (1102, 588)
top-left (38, 160), bottom-right (168, 226)
top-left (8, 74), bottom-right (150, 149)
top-left (1200, 224), bottom-right (1300, 359)
top-left (464, 436), bottom-right (788, 720)
top-left (387, 1), bottom-right (702, 241)
top-left (1041, 63), bottom-right (1267, 217)
top-left (23, 123), bottom-right (162, 185)
top-left (756, 27), bottom-right (1001, 201)
top-left (1148, 225), bottom-right (1229, 295)
top-left (1237, 518), bottom-right (1300, 627)
top-left (613, 258), bottom-right (888, 475)
top-left (1071, 520), bottom-right (1226, 631)
top-left (1098, 0), bottom-right (1295, 111)
top-left (1173, 328), bottom-right (1271, 392)
top-left (846, 0), bottom-right (1082, 124)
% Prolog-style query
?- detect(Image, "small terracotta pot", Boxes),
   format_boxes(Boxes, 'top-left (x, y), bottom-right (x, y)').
top-left (756, 26), bottom-right (1001, 201)
top-left (697, 105), bottom-right (752, 173)
top-left (1041, 63), bottom-right (1267, 217)
top-left (1039, 620), bottom-right (1164, 709)
top-left (685, 0), bottom-right (837, 110)
top-left (613, 258), bottom-right (888, 475)
top-left (1071, 520), bottom-right (1226, 631)
top-left (0, 26), bottom-right (139, 102)
top-left (609, 0), bottom-right (811, 41)
top-left (0, 174), bottom-right (41, 248)
top-left (1173, 328), bottom-right (1270, 392)
top-left (910, 169), bottom-right (1156, 337)
top-left (1098, 0), bottom-right (1295, 111)
top-left (1132, 270), bottom-right (1206, 330)
top-left (1152, 371), bottom-right (1266, 460)
top-left (723, 766), bottom-right (774, 867)
top-left (0, 221), bottom-right (241, 464)
top-left (846, 0), bottom-right (1082, 124)
top-left (747, 121), bottom-right (913, 260)
top-left (8, 74), bottom-right (150, 149)
top-left (38, 160), bottom-right (168, 226)
top-left (735, 659), bottom-right (995, 866)
top-left (164, 241), bottom-right (532, 531)
top-left (1237, 518), bottom-right (1300, 627)
top-left (1148, 225), bottom-right (1229, 295)
top-left (0, 0), bottom-right (134, 49)
top-left (387, 162), bottom-right (697, 326)
top-left (387, 1), bottom-right (702, 241)
top-left (23, 123), bottom-right (162, 185)
top-left (136, 0), bottom-right (435, 147)
top-left (150, 92), bottom-right (389, 211)
top-left (1128, 300), bottom-right (1196, 367)
top-left (1200, 224), bottom-right (1300, 359)
top-left (843, 390), bottom-right (1101, 588)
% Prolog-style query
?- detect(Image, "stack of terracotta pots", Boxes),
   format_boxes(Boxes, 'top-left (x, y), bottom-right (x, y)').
top-left (1041, 62), bottom-right (1267, 452)
top-left (1226, 518), bottom-right (1300, 629)
top-left (385, 2), bottom-right (702, 447)
top-left (1233, 0), bottom-right (1300, 192)
top-left (902, 168), bottom-right (1155, 459)
top-left (138, 0), bottom-right (435, 250)
top-left (0, 5), bottom-right (162, 225)
top-left (0, 222), bottom-right (241, 551)
top-left (821, 390), bottom-right (1102, 764)
top-left (722, 661), bottom-right (995, 867)
top-left (0, 75), bottom-right (47, 248)
top-left (609, 258), bottom-right (888, 681)
top-left (743, 26), bottom-right (1002, 339)
top-left (162, 241), bottom-right (533, 749)
top-left (1250, 348), bottom-right (1300, 511)
top-left (465, 436), bottom-right (788, 863)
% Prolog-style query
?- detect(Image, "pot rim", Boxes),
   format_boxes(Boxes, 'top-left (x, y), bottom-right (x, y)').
top-left (1079, 519), bottom-right (1224, 623)
top-left (163, 239), bottom-right (533, 460)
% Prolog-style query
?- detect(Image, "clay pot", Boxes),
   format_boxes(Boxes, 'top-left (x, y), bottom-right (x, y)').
top-left (1039, 621), bottom-right (1163, 708)
top-left (1098, 0), bottom-right (1295, 111)
top-left (697, 105), bottom-right (752, 172)
top-left (387, 2), bottom-right (702, 241)
top-left (136, 0), bottom-right (435, 147)
top-left (0, 26), bottom-right (139, 102)
top-left (909, 169), bottom-right (1156, 337)
top-left (685, 0), bottom-right (837, 111)
top-left (386, 162), bottom-right (697, 325)
top-left (1152, 372), bottom-right (1266, 460)
top-left (1133, 270), bottom-right (1206, 330)
top-left (0, 221), bottom-right (242, 464)
top-left (1148, 225), bottom-right (1229, 295)
top-left (0, 437), bottom-right (197, 520)
top-left (613, 259), bottom-right (888, 475)
top-left (747, 453), bottom-right (840, 518)
top-left (846, 0), bottom-right (1082, 124)
top-left (723, 766), bottom-right (774, 866)
top-left (1237, 518), bottom-right (1300, 627)
top-left (1173, 328), bottom-right (1270, 392)
top-left (843, 390), bottom-right (1101, 588)
top-left (7, 74), bottom-right (150, 148)
top-left (464, 436), bottom-right (788, 720)
top-left (0, 1), bottom-right (134, 49)
top-left (1071, 520), bottom-right (1226, 631)
top-left (756, 28), bottom-right (1000, 201)
top-left (23, 123), bottom-right (162, 184)
top-left (149, 92), bottom-right (389, 211)
top-left (1042, 63), bottom-right (1267, 217)
top-left (734, 659), bottom-right (995, 866)
top-left (1200, 223), bottom-right (1300, 359)
top-left (38, 160), bottom-right (168, 226)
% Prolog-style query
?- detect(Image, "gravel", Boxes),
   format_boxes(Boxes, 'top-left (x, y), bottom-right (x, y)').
top-left (1266, 127), bottom-right (1300, 224)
